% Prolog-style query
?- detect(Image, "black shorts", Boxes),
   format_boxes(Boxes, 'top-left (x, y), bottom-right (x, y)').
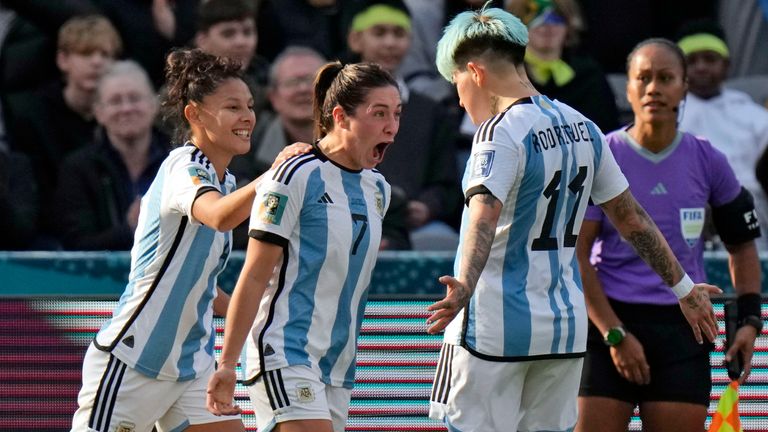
top-left (579, 299), bottom-right (713, 406)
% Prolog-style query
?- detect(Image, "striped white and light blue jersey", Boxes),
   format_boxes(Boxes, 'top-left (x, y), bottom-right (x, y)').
top-left (244, 147), bottom-right (390, 389)
top-left (443, 96), bottom-right (628, 360)
top-left (95, 144), bottom-right (235, 381)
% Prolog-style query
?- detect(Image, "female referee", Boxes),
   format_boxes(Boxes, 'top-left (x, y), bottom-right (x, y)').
top-left (576, 38), bottom-right (762, 432)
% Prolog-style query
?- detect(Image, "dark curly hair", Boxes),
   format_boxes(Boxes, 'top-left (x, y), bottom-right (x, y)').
top-left (161, 48), bottom-right (245, 144)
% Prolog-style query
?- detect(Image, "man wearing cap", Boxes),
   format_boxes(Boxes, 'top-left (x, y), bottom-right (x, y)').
top-left (347, 0), bottom-right (463, 250)
top-left (677, 22), bottom-right (768, 249)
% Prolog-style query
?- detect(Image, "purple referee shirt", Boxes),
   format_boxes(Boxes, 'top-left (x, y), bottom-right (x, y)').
top-left (585, 130), bottom-right (741, 305)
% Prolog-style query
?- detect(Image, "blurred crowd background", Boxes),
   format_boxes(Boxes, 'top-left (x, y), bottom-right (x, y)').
top-left (0, 0), bottom-right (766, 253)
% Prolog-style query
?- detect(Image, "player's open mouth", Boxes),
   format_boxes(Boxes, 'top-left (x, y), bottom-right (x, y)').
top-left (233, 129), bottom-right (251, 138)
top-left (373, 142), bottom-right (391, 162)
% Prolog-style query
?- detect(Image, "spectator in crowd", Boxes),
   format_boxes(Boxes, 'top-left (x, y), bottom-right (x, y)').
top-left (347, 0), bottom-right (463, 250)
top-left (425, 7), bottom-right (719, 432)
top-left (676, 22), bottom-right (768, 249)
top-left (195, 0), bottom-right (270, 113)
top-left (507, 0), bottom-right (619, 132)
top-left (207, 60), bottom-right (400, 432)
top-left (96, 0), bottom-right (199, 88)
top-left (0, 147), bottom-right (39, 250)
top-left (4, 14), bottom-right (122, 242)
top-left (0, 0), bottom-right (98, 96)
top-left (575, 0), bottom-right (716, 74)
top-left (718, 0), bottom-right (768, 77)
top-left (255, 0), bottom-right (348, 62)
top-left (576, 38), bottom-right (761, 432)
top-left (55, 60), bottom-right (170, 251)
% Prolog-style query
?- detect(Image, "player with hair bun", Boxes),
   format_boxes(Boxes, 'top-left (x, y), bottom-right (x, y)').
top-left (71, 48), bottom-right (307, 432)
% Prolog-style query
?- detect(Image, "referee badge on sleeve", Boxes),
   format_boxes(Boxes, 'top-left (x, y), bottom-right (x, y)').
top-left (259, 192), bottom-right (288, 225)
top-left (471, 150), bottom-right (495, 179)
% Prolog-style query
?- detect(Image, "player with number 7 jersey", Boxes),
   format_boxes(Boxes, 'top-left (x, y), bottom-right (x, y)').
top-left (443, 94), bottom-right (628, 360)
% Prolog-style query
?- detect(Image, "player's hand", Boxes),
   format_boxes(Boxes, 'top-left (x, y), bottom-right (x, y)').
top-left (725, 325), bottom-right (758, 384)
top-left (678, 283), bottom-right (721, 344)
top-left (426, 275), bottom-right (472, 334)
top-left (610, 333), bottom-right (650, 385)
top-left (272, 142), bottom-right (313, 168)
top-left (206, 367), bottom-right (242, 416)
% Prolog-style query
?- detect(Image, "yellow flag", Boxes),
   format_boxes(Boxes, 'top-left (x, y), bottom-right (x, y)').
top-left (708, 381), bottom-right (742, 432)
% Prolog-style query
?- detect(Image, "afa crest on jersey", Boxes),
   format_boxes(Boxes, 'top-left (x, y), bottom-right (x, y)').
top-left (187, 167), bottom-right (212, 186)
top-left (259, 192), bottom-right (288, 225)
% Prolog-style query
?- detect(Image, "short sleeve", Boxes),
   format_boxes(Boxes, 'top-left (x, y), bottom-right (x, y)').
top-left (465, 119), bottom-right (523, 203)
top-left (589, 131), bottom-right (629, 205)
top-left (248, 171), bottom-right (305, 247)
top-left (166, 156), bottom-right (220, 225)
top-left (706, 143), bottom-right (742, 207)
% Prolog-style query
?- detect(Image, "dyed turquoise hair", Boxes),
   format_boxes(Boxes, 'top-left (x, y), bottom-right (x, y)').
top-left (436, 6), bottom-right (529, 82)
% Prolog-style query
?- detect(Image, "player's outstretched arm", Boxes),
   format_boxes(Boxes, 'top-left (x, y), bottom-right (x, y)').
top-left (192, 143), bottom-right (312, 232)
top-left (599, 189), bottom-right (720, 344)
top-left (427, 192), bottom-right (502, 334)
top-left (207, 238), bottom-right (283, 416)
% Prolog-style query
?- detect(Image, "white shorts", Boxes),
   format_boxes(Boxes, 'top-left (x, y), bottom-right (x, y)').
top-left (246, 365), bottom-right (352, 432)
top-left (72, 343), bottom-right (237, 432)
top-left (429, 343), bottom-right (583, 432)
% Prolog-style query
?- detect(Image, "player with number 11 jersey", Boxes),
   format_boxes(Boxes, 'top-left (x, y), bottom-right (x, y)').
top-left (442, 94), bottom-right (628, 360)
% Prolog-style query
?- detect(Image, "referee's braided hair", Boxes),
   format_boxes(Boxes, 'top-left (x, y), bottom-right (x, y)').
top-left (161, 48), bottom-right (244, 145)
top-left (312, 61), bottom-right (398, 140)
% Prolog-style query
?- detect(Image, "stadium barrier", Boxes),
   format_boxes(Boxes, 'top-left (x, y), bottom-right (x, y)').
top-left (1, 251), bottom-right (767, 431)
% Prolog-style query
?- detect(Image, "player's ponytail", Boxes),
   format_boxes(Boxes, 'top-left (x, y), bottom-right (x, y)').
top-left (313, 61), bottom-right (345, 140)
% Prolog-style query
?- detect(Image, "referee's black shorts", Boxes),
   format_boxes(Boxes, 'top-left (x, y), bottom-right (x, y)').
top-left (579, 299), bottom-right (713, 406)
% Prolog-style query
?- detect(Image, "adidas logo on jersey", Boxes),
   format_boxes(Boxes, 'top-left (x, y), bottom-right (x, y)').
top-left (264, 344), bottom-right (275, 356)
top-left (650, 182), bottom-right (668, 195)
top-left (318, 192), bottom-right (333, 204)
top-left (122, 335), bottom-right (135, 348)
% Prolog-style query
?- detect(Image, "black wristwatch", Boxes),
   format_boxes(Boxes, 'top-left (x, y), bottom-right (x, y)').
top-left (740, 315), bottom-right (764, 333)
top-left (603, 325), bottom-right (627, 346)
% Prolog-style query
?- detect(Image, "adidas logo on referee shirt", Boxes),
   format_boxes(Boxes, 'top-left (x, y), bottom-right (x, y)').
top-left (650, 182), bottom-right (668, 195)
top-left (318, 192), bottom-right (333, 204)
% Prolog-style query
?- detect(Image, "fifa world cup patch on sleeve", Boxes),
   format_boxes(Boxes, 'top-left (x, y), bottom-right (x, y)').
top-left (188, 166), bottom-right (212, 185)
top-left (259, 192), bottom-right (288, 225)
top-left (471, 150), bottom-right (495, 179)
